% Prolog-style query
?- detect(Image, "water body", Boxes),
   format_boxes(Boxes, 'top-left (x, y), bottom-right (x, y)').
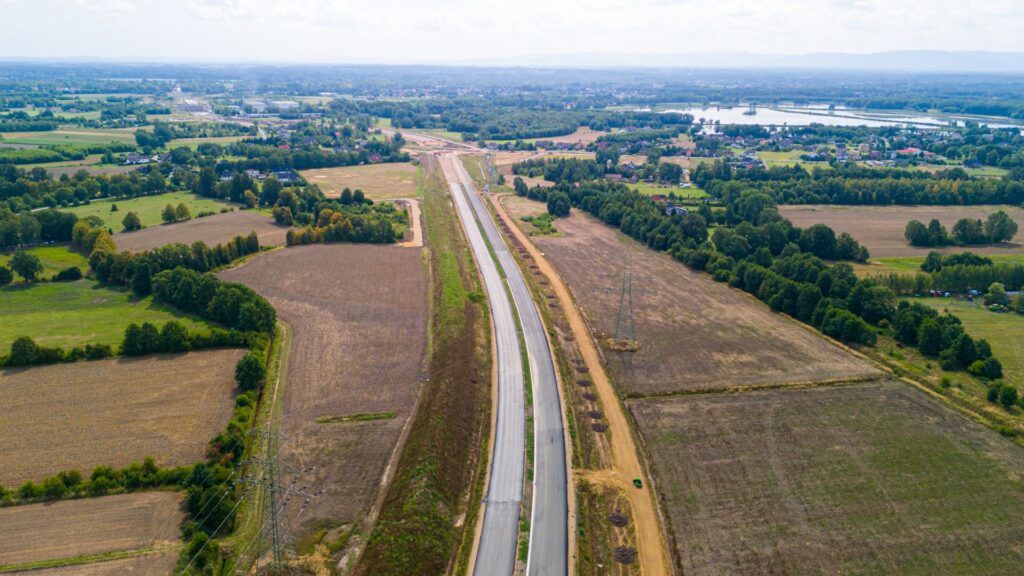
top-left (660, 105), bottom-right (1023, 130)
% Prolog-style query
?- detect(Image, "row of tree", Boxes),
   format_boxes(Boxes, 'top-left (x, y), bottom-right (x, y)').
top-left (905, 211), bottom-right (1018, 247)
top-left (90, 233), bottom-right (259, 287)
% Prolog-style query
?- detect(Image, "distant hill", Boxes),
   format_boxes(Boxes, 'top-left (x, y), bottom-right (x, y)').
top-left (457, 51), bottom-right (1024, 73)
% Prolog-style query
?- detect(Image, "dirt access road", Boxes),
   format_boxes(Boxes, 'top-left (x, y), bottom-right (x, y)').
top-left (491, 194), bottom-right (672, 576)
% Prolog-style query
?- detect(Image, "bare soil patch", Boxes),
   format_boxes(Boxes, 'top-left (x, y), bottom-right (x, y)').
top-left (780, 204), bottom-right (1024, 258)
top-left (300, 162), bottom-right (419, 201)
top-left (115, 210), bottom-right (287, 253)
top-left (219, 243), bottom-right (428, 537)
top-left (0, 350), bottom-right (242, 486)
top-left (0, 492), bottom-right (182, 566)
top-left (630, 381), bottom-right (1024, 575)
top-left (539, 127), bottom-right (607, 145)
top-left (511, 202), bottom-right (875, 396)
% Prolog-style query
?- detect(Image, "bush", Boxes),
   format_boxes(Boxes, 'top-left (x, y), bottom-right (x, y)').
top-left (0, 265), bottom-right (12, 285)
top-left (235, 353), bottom-right (266, 391)
top-left (55, 266), bottom-right (83, 282)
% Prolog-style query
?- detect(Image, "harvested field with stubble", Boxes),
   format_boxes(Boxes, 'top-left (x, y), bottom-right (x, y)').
top-left (300, 162), bottom-right (419, 200)
top-left (780, 204), bottom-right (1024, 258)
top-left (219, 243), bottom-right (428, 538)
top-left (27, 553), bottom-right (177, 576)
top-left (630, 381), bottom-right (1024, 575)
top-left (114, 210), bottom-right (287, 253)
top-left (510, 202), bottom-right (876, 396)
top-left (0, 492), bottom-right (182, 569)
top-left (0, 350), bottom-right (242, 486)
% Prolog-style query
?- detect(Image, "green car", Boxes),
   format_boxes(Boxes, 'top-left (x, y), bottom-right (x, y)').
top-left (633, 478), bottom-right (643, 489)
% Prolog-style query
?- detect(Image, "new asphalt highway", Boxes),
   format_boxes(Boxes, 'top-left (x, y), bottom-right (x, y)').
top-left (440, 154), bottom-right (568, 576)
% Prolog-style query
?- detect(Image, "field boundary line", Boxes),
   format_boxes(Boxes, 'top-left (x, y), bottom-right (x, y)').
top-left (621, 373), bottom-right (891, 401)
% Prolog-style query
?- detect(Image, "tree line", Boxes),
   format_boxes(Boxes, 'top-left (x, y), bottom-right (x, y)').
top-left (904, 211), bottom-right (1018, 247)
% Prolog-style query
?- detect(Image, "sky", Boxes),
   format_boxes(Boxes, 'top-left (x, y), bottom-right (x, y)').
top-left (0, 0), bottom-right (1022, 64)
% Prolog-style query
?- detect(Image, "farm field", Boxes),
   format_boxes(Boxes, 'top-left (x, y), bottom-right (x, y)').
top-left (0, 492), bottom-right (182, 571)
top-left (780, 204), bottom-right (1024, 258)
top-left (26, 553), bottom-right (178, 575)
top-left (626, 182), bottom-right (707, 198)
top-left (114, 209), bottom-right (287, 253)
top-left (1, 128), bottom-right (136, 147)
top-left (505, 198), bottom-right (876, 396)
top-left (166, 135), bottom-right (246, 149)
top-left (0, 349), bottom-right (241, 486)
top-left (300, 162), bottom-right (419, 200)
top-left (64, 191), bottom-right (235, 229)
top-left (906, 296), bottom-right (1024, 384)
top-left (219, 243), bottom-right (428, 538)
top-left (0, 245), bottom-right (89, 279)
top-left (0, 279), bottom-right (209, 351)
top-left (629, 381), bottom-right (1024, 575)
top-left (856, 253), bottom-right (1024, 276)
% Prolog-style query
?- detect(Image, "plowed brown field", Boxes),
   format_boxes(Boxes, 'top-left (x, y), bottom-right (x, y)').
top-left (218, 243), bottom-right (428, 537)
top-left (0, 350), bottom-right (242, 486)
top-left (630, 381), bottom-right (1024, 575)
top-left (0, 492), bottom-right (182, 567)
top-left (780, 204), bottom-right (1024, 258)
top-left (115, 210), bottom-right (287, 253)
top-left (510, 203), bottom-right (876, 396)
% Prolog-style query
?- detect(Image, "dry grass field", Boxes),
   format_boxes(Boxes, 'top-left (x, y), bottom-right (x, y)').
top-left (29, 553), bottom-right (178, 575)
top-left (300, 162), bottom-right (419, 200)
top-left (780, 204), bottom-right (1024, 258)
top-left (509, 202), bottom-right (875, 396)
top-left (219, 243), bottom-right (428, 537)
top-left (114, 210), bottom-right (287, 253)
top-left (0, 492), bottom-right (182, 568)
top-left (0, 350), bottom-right (242, 486)
top-left (630, 381), bottom-right (1024, 575)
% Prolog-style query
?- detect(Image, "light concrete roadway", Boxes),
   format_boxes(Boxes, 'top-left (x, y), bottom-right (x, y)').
top-left (440, 155), bottom-right (525, 576)
top-left (440, 154), bottom-right (568, 576)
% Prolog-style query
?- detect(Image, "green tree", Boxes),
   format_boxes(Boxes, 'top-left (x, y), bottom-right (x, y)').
top-left (921, 250), bottom-right (943, 272)
top-left (340, 188), bottom-right (353, 205)
top-left (917, 318), bottom-right (943, 356)
top-left (131, 264), bottom-right (153, 296)
top-left (122, 211), bottom-right (142, 232)
top-left (259, 176), bottom-right (282, 206)
top-left (8, 336), bottom-right (39, 366)
top-left (235, 353), bottom-right (266, 391)
top-left (353, 189), bottom-right (366, 204)
top-left (110, 203), bottom-right (119, 212)
top-left (0, 265), bottom-right (12, 286)
top-left (952, 218), bottom-right (987, 244)
top-left (139, 322), bottom-right (160, 353)
top-left (175, 203), bottom-right (191, 221)
top-left (161, 204), bottom-right (177, 223)
top-left (999, 385), bottom-right (1018, 409)
top-left (159, 321), bottom-right (190, 353)
top-left (41, 476), bottom-right (68, 500)
top-left (122, 324), bottom-right (145, 356)
top-left (197, 166), bottom-right (217, 198)
top-left (984, 282), bottom-right (1010, 306)
top-left (904, 219), bottom-right (929, 246)
top-left (547, 191), bottom-right (571, 218)
top-left (9, 252), bottom-right (43, 282)
top-left (927, 219), bottom-right (948, 246)
top-left (243, 190), bottom-right (259, 209)
top-left (984, 210), bottom-right (1018, 243)
top-left (513, 176), bottom-right (529, 197)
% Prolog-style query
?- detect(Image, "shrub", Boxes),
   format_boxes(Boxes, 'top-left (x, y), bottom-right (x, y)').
top-left (55, 266), bottom-right (83, 281)
top-left (235, 353), bottom-right (266, 391)
top-left (0, 265), bottom-right (12, 285)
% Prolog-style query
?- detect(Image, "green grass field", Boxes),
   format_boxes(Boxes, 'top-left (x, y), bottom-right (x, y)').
top-left (64, 192), bottom-right (235, 229)
top-left (166, 136), bottom-right (246, 149)
top-left (0, 279), bottom-right (211, 351)
top-left (861, 254), bottom-right (1024, 276)
top-left (757, 149), bottom-right (833, 169)
top-left (0, 245), bottom-right (89, 280)
top-left (627, 182), bottom-right (707, 199)
top-left (2, 129), bottom-right (136, 147)
top-left (906, 296), bottom-right (1024, 385)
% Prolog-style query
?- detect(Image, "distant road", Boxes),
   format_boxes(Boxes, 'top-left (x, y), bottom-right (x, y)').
top-left (440, 154), bottom-right (568, 576)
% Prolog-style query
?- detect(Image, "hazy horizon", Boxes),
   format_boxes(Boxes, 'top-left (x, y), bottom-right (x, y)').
top-left (1, 0), bottom-right (1022, 67)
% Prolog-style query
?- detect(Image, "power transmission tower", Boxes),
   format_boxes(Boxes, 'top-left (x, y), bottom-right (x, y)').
top-left (234, 431), bottom-right (321, 576)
